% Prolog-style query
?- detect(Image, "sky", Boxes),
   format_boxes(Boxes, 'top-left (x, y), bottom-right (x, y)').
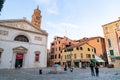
top-left (1, 0), bottom-right (120, 49)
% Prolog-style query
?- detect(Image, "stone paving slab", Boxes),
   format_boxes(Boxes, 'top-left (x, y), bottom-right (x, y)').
top-left (0, 68), bottom-right (120, 80)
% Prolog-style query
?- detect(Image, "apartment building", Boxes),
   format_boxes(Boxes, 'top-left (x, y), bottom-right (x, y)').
top-left (49, 36), bottom-right (75, 66)
top-left (61, 42), bottom-right (96, 68)
top-left (103, 18), bottom-right (120, 67)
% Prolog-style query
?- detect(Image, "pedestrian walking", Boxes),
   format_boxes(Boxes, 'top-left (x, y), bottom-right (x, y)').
top-left (95, 65), bottom-right (99, 77)
top-left (90, 62), bottom-right (95, 76)
top-left (64, 63), bottom-right (67, 71)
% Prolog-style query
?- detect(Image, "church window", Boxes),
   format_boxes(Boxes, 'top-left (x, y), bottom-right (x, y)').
top-left (35, 54), bottom-right (39, 62)
top-left (35, 51), bottom-right (40, 62)
top-left (14, 35), bottom-right (29, 42)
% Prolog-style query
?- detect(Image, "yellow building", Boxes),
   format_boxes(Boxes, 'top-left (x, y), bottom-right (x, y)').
top-left (61, 42), bottom-right (96, 68)
top-left (102, 18), bottom-right (120, 67)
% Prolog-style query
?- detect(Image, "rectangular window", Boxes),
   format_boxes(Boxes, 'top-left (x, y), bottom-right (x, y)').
top-left (65, 55), bottom-right (66, 59)
top-left (35, 54), bottom-right (39, 62)
top-left (80, 47), bottom-right (83, 50)
top-left (94, 48), bottom-right (96, 53)
top-left (58, 54), bottom-right (61, 58)
top-left (86, 54), bottom-right (91, 58)
top-left (80, 53), bottom-right (83, 58)
top-left (51, 55), bottom-right (54, 59)
top-left (88, 48), bottom-right (90, 51)
top-left (74, 54), bottom-right (76, 58)
top-left (92, 54), bottom-right (95, 58)
top-left (110, 50), bottom-right (114, 56)
top-left (97, 39), bottom-right (99, 42)
top-left (59, 47), bottom-right (61, 51)
top-left (55, 55), bottom-right (57, 59)
top-left (76, 47), bottom-right (79, 50)
top-left (51, 48), bottom-right (54, 53)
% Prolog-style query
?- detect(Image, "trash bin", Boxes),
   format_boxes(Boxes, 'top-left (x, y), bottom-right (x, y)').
top-left (39, 69), bottom-right (42, 74)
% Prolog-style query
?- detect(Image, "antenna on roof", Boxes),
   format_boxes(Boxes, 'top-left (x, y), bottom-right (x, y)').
top-left (37, 5), bottom-right (39, 9)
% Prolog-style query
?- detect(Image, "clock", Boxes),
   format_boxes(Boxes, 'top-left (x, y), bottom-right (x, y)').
top-left (36, 16), bottom-right (40, 20)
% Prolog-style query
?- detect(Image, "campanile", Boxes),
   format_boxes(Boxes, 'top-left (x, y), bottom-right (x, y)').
top-left (31, 6), bottom-right (42, 28)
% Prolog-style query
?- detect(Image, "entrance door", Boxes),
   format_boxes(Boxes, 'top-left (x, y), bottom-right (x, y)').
top-left (15, 54), bottom-right (24, 68)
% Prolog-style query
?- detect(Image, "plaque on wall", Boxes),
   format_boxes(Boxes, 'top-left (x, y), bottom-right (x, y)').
top-left (0, 30), bottom-right (8, 36)
top-left (35, 36), bottom-right (42, 41)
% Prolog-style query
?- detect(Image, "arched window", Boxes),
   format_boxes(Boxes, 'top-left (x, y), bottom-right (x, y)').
top-left (108, 39), bottom-right (111, 47)
top-left (14, 35), bottom-right (29, 42)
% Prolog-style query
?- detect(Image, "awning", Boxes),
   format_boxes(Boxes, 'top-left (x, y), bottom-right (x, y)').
top-left (95, 55), bottom-right (105, 62)
top-left (91, 59), bottom-right (98, 62)
top-left (115, 56), bottom-right (120, 59)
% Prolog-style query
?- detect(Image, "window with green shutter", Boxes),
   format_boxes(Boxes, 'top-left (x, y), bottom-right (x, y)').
top-left (110, 50), bottom-right (114, 56)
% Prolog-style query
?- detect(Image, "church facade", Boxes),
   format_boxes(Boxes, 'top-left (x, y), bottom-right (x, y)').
top-left (0, 7), bottom-right (48, 69)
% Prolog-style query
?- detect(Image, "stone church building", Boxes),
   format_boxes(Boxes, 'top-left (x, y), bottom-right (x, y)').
top-left (0, 7), bottom-right (48, 69)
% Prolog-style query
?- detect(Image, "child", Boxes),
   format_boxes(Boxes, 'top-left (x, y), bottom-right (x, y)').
top-left (95, 65), bottom-right (99, 77)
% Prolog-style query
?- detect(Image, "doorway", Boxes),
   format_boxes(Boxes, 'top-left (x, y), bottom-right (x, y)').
top-left (15, 54), bottom-right (24, 68)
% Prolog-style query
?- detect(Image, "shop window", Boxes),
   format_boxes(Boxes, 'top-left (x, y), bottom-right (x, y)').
top-left (111, 58), bottom-right (115, 62)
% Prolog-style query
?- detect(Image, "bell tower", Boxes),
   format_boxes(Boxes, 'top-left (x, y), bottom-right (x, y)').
top-left (31, 6), bottom-right (42, 28)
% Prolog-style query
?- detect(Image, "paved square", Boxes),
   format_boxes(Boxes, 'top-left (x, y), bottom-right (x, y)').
top-left (0, 68), bottom-right (120, 80)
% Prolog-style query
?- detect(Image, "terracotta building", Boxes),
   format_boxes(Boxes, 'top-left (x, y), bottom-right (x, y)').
top-left (49, 36), bottom-right (75, 66)
top-left (76, 37), bottom-right (106, 57)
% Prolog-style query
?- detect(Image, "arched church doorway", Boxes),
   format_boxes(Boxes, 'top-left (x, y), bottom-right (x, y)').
top-left (13, 35), bottom-right (29, 68)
